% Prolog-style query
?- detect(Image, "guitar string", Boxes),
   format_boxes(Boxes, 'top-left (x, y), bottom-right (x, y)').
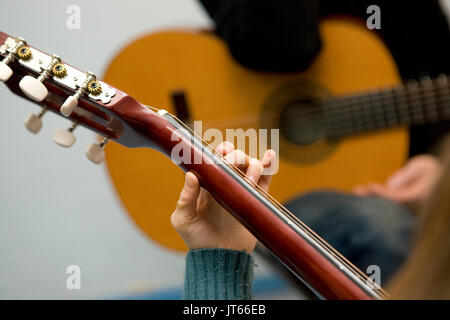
top-left (144, 80), bottom-right (447, 297)
top-left (160, 109), bottom-right (387, 298)
top-left (317, 84), bottom-right (450, 135)
top-left (309, 77), bottom-right (450, 123)
top-left (139, 78), bottom-right (447, 298)
top-left (218, 149), bottom-right (389, 298)
top-left (195, 102), bottom-right (450, 145)
top-left (195, 86), bottom-right (450, 141)
top-left (192, 83), bottom-right (450, 134)
top-left (192, 76), bottom-right (450, 128)
top-left (203, 123), bottom-right (389, 298)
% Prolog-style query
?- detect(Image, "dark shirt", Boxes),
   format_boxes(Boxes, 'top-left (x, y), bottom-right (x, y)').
top-left (199, 0), bottom-right (450, 156)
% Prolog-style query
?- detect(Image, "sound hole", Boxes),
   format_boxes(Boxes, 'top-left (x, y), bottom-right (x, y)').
top-left (261, 81), bottom-right (336, 164)
top-left (279, 99), bottom-right (325, 146)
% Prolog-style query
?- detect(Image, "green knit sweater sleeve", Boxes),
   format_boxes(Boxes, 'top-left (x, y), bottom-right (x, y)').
top-left (182, 248), bottom-right (254, 300)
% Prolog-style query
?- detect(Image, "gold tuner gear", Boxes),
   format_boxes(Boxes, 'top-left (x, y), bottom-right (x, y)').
top-left (17, 46), bottom-right (32, 60)
top-left (87, 80), bottom-right (102, 95)
top-left (52, 63), bottom-right (67, 78)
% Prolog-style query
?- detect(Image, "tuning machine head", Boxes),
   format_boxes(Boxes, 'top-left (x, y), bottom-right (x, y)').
top-left (60, 72), bottom-right (100, 117)
top-left (0, 62), bottom-right (13, 82)
top-left (85, 137), bottom-right (109, 165)
top-left (24, 107), bottom-right (47, 134)
top-left (19, 54), bottom-right (61, 102)
top-left (0, 37), bottom-right (29, 82)
top-left (19, 75), bottom-right (49, 102)
top-left (52, 122), bottom-right (78, 148)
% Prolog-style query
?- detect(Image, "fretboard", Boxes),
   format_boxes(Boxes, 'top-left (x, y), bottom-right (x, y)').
top-left (325, 75), bottom-right (450, 139)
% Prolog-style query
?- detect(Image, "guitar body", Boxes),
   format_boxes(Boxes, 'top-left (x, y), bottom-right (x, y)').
top-left (103, 18), bottom-right (408, 251)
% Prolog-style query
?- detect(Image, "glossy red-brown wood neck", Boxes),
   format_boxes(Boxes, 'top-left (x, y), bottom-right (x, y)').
top-left (109, 100), bottom-right (373, 300)
top-left (1, 30), bottom-right (372, 299)
top-left (0, 32), bottom-right (8, 46)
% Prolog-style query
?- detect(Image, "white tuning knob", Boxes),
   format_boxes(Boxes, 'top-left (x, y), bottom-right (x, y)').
top-left (24, 114), bottom-right (43, 134)
top-left (60, 72), bottom-right (96, 117)
top-left (52, 123), bottom-right (77, 148)
top-left (24, 107), bottom-right (47, 134)
top-left (0, 37), bottom-right (28, 82)
top-left (85, 137), bottom-right (108, 165)
top-left (19, 75), bottom-right (48, 102)
top-left (0, 62), bottom-right (13, 82)
top-left (19, 54), bottom-right (61, 102)
top-left (60, 96), bottom-right (78, 117)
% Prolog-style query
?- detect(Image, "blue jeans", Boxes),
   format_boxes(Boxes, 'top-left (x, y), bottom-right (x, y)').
top-left (284, 191), bottom-right (416, 286)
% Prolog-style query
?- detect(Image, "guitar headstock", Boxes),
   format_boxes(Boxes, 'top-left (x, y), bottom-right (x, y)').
top-left (0, 32), bottom-right (164, 164)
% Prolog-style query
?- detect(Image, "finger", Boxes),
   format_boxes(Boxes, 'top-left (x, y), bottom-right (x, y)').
top-left (363, 183), bottom-right (390, 196)
top-left (387, 163), bottom-right (422, 188)
top-left (359, 183), bottom-right (412, 204)
top-left (353, 183), bottom-right (388, 197)
top-left (174, 172), bottom-right (201, 218)
top-left (196, 187), bottom-right (214, 213)
top-left (246, 158), bottom-right (263, 183)
top-left (225, 149), bottom-right (250, 170)
top-left (353, 185), bottom-right (370, 195)
top-left (388, 180), bottom-right (430, 205)
top-left (353, 181), bottom-right (388, 195)
top-left (216, 141), bottom-right (234, 156)
top-left (259, 150), bottom-right (276, 192)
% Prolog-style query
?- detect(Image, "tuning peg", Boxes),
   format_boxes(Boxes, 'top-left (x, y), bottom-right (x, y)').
top-left (420, 75), bottom-right (433, 87)
top-left (0, 37), bottom-right (29, 82)
top-left (24, 107), bottom-right (47, 134)
top-left (52, 122), bottom-right (78, 148)
top-left (437, 73), bottom-right (448, 85)
top-left (19, 54), bottom-right (61, 102)
top-left (0, 62), bottom-right (13, 82)
top-left (19, 76), bottom-right (49, 102)
top-left (61, 72), bottom-right (98, 117)
top-left (85, 137), bottom-right (109, 165)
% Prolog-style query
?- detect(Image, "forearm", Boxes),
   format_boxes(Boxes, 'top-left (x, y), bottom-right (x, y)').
top-left (183, 248), bottom-right (255, 300)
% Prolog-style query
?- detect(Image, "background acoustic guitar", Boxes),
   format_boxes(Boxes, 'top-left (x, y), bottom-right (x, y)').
top-left (102, 18), bottom-right (449, 252)
top-left (1, 29), bottom-right (392, 299)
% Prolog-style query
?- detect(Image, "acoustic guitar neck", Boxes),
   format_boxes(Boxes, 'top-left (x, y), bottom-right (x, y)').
top-left (324, 75), bottom-right (450, 139)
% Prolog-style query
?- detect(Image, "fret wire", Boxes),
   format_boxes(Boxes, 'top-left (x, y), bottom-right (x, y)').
top-left (408, 81), bottom-right (424, 124)
top-left (402, 84), bottom-right (417, 125)
top-left (422, 77), bottom-right (439, 121)
top-left (375, 88), bottom-right (389, 128)
top-left (351, 94), bottom-right (366, 132)
top-left (394, 86), bottom-right (411, 125)
top-left (358, 95), bottom-right (370, 132)
top-left (383, 87), bottom-right (399, 127)
top-left (390, 86), bottom-right (402, 126)
top-left (370, 91), bottom-right (387, 129)
top-left (438, 77), bottom-right (450, 118)
top-left (417, 80), bottom-right (435, 122)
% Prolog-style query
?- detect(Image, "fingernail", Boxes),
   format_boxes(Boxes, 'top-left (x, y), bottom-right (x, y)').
top-left (263, 151), bottom-right (273, 167)
top-left (185, 172), bottom-right (195, 188)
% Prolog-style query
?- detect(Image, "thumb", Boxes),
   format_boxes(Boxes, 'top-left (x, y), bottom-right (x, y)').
top-left (175, 172), bottom-right (200, 219)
